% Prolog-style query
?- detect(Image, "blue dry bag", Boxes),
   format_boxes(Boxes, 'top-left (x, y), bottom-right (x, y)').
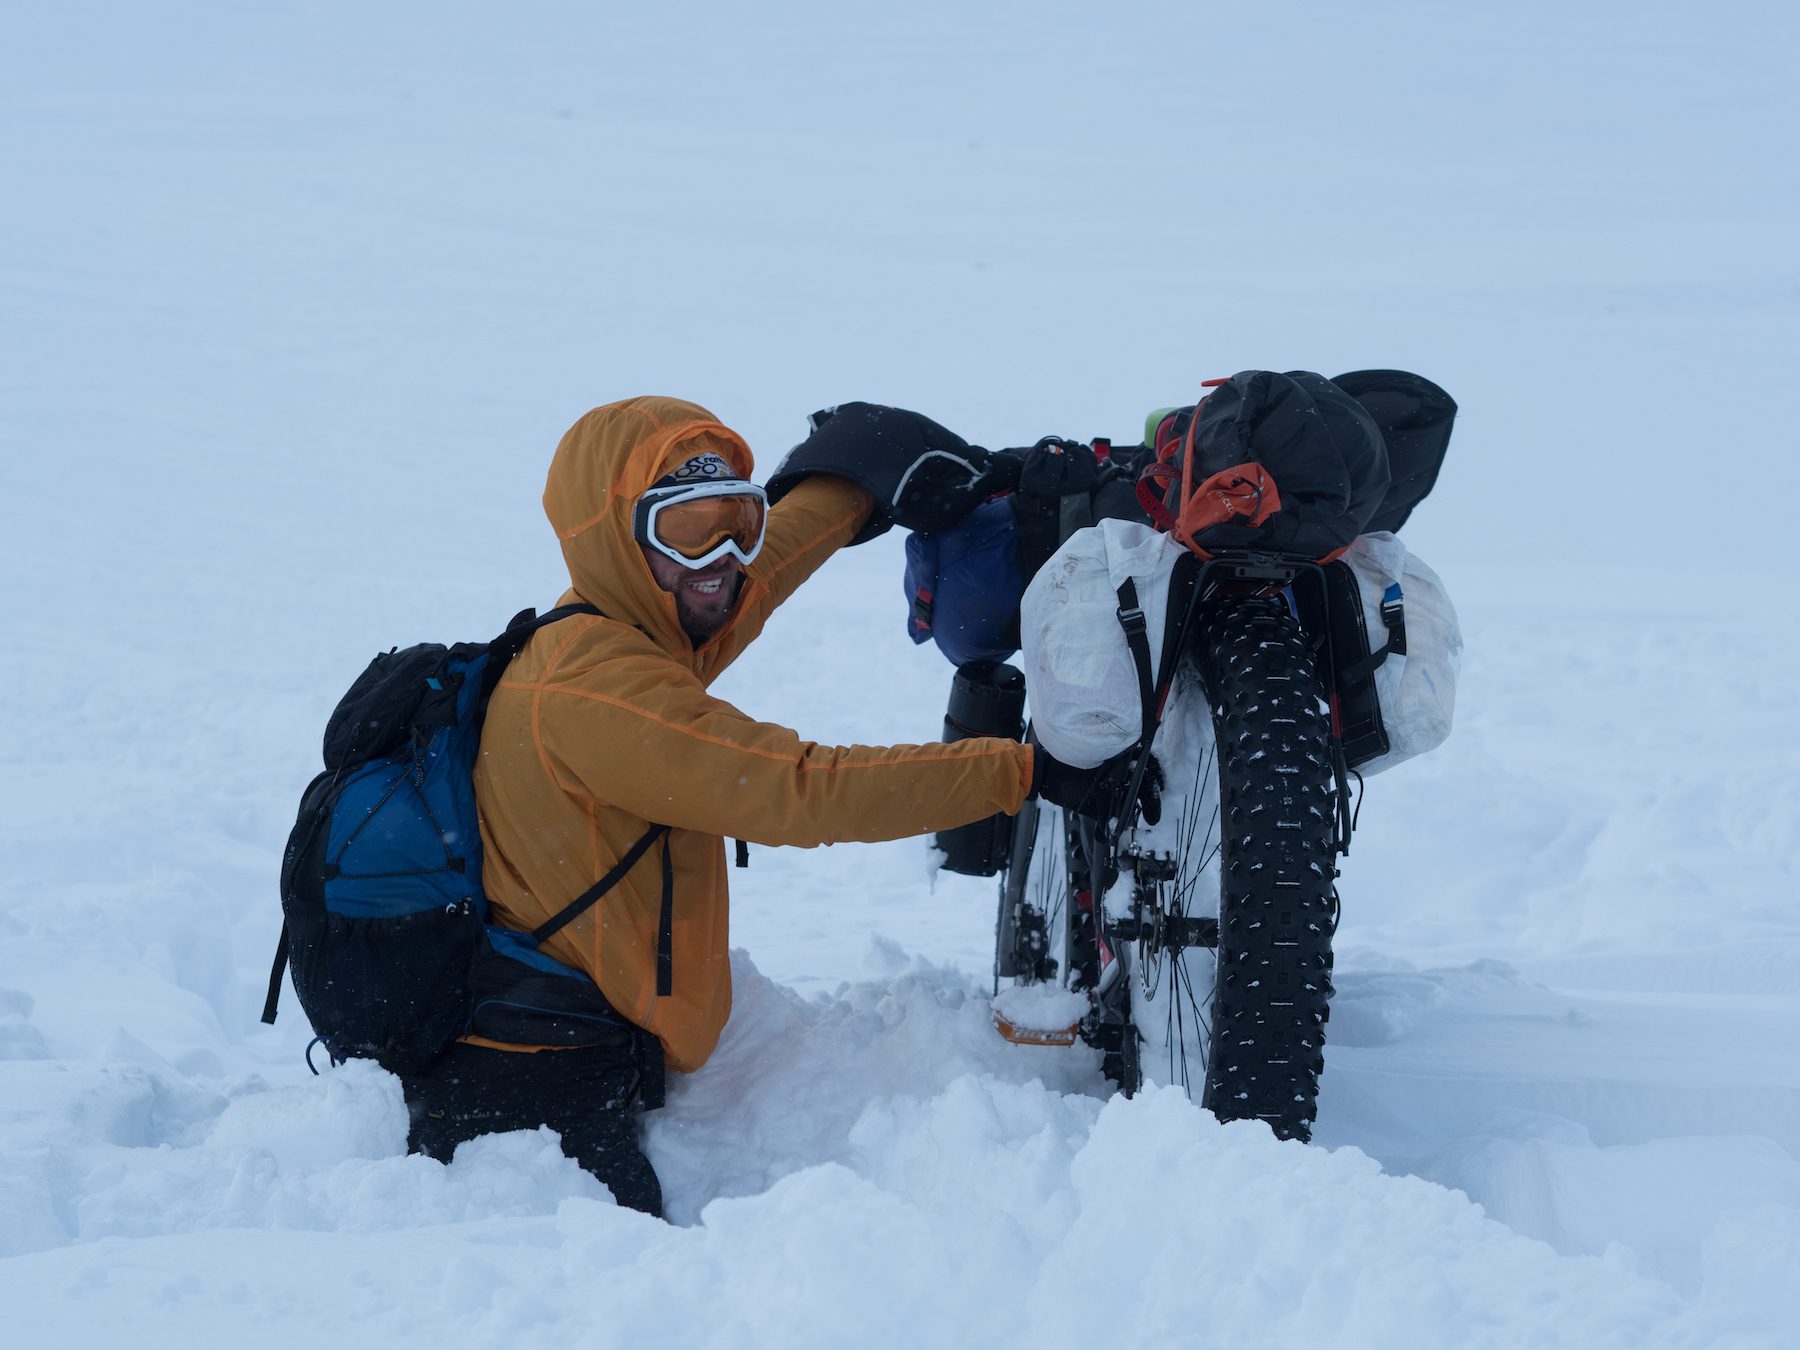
top-left (903, 497), bottom-right (1026, 667)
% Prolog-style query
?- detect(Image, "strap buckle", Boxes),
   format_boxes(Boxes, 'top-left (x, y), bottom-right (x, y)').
top-left (1379, 583), bottom-right (1407, 656)
top-left (911, 586), bottom-right (934, 636)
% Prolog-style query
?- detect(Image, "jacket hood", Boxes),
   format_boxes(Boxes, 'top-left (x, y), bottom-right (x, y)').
top-left (543, 396), bottom-right (756, 654)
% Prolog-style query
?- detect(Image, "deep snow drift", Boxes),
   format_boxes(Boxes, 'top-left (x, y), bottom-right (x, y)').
top-left (3, 2), bottom-right (1797, 1346)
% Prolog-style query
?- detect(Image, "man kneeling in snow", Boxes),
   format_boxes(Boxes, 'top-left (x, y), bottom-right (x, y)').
top-left (403, 397), bottom-right (1101, 1215)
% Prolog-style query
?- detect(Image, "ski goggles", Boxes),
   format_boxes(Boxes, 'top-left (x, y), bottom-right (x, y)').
top-left (633, 479), bottom-right (768, 569)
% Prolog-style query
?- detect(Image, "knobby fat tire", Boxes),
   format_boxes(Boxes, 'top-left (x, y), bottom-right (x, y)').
top-left (1192, 596), bottom-right (1337, 1142)
top-left (994, 595), bottom-right (1336, 1138)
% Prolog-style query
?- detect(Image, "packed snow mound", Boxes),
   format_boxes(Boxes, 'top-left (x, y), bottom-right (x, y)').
top-left (5, 961), bottom-right (1786, 1349)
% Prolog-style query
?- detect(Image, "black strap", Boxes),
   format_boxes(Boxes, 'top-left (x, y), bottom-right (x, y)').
top-left (304, 1036), bottom-right (333, 1076)
top-left (1107, 551), bottom-right (1204, 853)
top-left (1381, 585), bottom-right (1407, 656)
top-left (1338, 586), bottom-right (1406, 687)
top-left (499, 601), bottom-right (603, 649)
top-left (531, 822), bottom-right (670, 946)
top-left (1156, 551), bottom-right (1203, 688)
top-left (656, 833), bottom-right (674, 997)
top-left (1331, 738), bottom-right (1356, 858)
top-left (1338, 643), bottom-right (1390, 688)
top-left (481, 602), bottom-right (605, 697)
top-left (735, 838), bottom-right (750, 868)
top-left (260, 925), bottom-right (290, 1025)
top-left (1115, 578), bottom-right (1156, 747)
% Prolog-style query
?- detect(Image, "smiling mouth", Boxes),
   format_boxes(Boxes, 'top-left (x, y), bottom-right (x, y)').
top-left (688, 576), bottom-right (726, 596)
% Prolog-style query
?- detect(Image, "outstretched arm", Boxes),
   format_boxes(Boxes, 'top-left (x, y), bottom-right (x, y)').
top-left (530, 644), bottom-right (1033, 848)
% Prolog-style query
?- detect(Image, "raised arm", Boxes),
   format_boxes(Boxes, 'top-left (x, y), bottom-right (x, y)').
top-left (699, 476), bottom-right (873, 676)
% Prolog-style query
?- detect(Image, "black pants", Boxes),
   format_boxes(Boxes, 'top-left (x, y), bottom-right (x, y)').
top-left (401, 1041), bottom-right (663, 1218)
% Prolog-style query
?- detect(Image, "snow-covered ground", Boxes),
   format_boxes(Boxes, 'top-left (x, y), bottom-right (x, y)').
top-left (3, 2), bottom-right (1796, 1345)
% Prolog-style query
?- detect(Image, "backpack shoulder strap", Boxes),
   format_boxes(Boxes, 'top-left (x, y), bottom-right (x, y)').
top-left (480, 603), bottom-right (604, 695)
top-left (529, 822), bottom-right (670, 948)
top-left (489, 602), bottom-right (603, 662)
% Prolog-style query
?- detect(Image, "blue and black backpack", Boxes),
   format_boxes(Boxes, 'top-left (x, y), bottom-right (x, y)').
top-left (262, 605), bottom-right (667, 1097)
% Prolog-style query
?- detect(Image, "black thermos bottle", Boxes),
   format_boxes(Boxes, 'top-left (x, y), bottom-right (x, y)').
top-left (932, 660), bottom-right (1027, 876)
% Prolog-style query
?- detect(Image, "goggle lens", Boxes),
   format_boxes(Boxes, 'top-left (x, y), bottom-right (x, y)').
top-left (653, 492), bottom-right (767, 561)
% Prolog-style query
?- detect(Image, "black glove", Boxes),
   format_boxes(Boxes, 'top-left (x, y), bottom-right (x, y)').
top-left (766, 402), bottom-right (995, 544)
top-left (1032, 740), bottom-right (1162, 825)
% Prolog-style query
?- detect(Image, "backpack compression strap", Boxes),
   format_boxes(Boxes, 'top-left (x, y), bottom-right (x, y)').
top-left (261, 928), bottom-right (290, 1027)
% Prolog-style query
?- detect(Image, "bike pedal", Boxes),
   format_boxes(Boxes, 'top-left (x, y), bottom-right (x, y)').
top-left (993, 1011), bottom-right (1080, 1047)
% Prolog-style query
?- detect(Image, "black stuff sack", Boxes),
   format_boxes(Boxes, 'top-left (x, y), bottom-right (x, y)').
top-left (1151, 370), bottom-right (1391, 561)
top-left (1330, 369), bottom-right (1458, 536)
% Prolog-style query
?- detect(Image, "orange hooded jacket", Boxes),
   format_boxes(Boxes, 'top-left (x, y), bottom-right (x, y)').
top-left (472, 397), bottom-right (1035, 1072)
